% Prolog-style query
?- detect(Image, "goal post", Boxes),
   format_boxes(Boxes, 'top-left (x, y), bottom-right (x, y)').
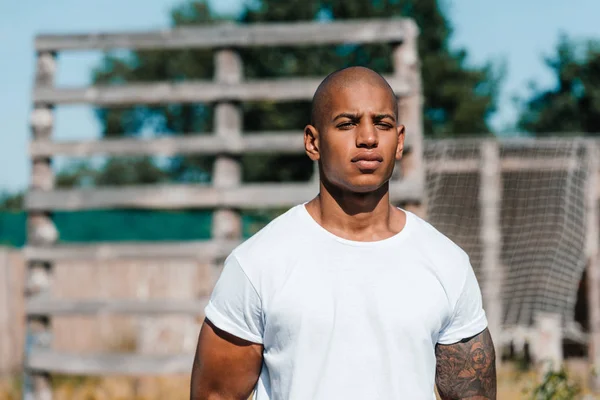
top-left (424, 138), bottom-right (593, 370)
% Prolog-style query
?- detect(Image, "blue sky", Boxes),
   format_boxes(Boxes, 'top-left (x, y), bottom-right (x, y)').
top-left (0, 0), bottom-right (598, 192)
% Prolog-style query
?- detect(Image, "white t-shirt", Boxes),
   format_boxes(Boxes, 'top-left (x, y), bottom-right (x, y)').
top-left (204, 204), bottom-right (488, 400)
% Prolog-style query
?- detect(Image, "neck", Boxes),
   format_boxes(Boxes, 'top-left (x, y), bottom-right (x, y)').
top-left (307, 178), bottom-right (396, 240)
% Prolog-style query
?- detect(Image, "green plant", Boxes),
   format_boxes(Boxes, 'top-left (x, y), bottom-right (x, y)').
top-left (528, 367), bottom-right (581, 400)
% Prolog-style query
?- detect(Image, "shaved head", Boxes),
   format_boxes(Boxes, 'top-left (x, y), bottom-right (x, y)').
top-left (310, 66), bottom-right (398, 130)
top-left (303, 66), bottom-right (405, 195)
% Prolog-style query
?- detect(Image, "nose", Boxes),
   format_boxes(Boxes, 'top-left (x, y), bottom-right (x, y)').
top-left (356, 123), bottom-right (378, 149)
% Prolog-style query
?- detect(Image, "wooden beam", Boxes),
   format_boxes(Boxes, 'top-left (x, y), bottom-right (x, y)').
top-left (27, 350), bottom-right (193, 375)
top-left (33, 76), bottom-right (411, 105)
top-left (585, 142), bottom-right (600, 392)
top-left (424, 136), bottom-right (599, 148)
top-left (501, 157), bottom-right (579, 172)
top-left (26, 51), bottom-right (57, 400)
top-left (426, 157), bottom-right (579, 174)
top-left (35, 19), bottom-right (411, 52)
top-left (30, 132), bottom-right (305, 158)
top-left (25, 183), bottom-right (317, 211)
top-left (499, 323), bottom-right (588, 347)
top-left (25, 179), bottom-right (423, 211)
top-left (532, 312), bottom-right (563, 374)
top-left (26, 297), bottom-right (210, 316)
top-left (23, 240), bottom-right (239, 262)
top-left (211, 49), bottom-right (244, 245)
top-left (393, 19), bottom-right (425, 218)
top-left (426, 159), bottom-right (479, 174)
top-left (479, 140), bottom-right (503, 359)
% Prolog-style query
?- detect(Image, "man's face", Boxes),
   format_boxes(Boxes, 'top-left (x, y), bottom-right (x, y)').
top-left (311, 81), bottom-right (404, 193)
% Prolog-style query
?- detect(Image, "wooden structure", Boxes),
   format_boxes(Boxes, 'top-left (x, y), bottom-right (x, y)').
top-left (24, 19), bottom-right (424, 398)
top-left (0, 247), bottom-right (24, 376)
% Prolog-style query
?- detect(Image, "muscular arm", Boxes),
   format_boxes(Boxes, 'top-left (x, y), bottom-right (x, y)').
top-left (435, 328), bottom-right (497, 400)
top-left (190, 319), bottom-right (263, 400)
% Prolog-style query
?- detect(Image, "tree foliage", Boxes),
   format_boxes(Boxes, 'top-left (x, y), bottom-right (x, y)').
top-left (518, 35), bottom-right (600, 135)
top-left (0, 191), bottom-right (23, 211)
top-left (85, 0), bottom-right (500, 186)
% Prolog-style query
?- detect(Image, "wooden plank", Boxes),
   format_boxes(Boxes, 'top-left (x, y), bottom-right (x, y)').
top-left (23, 240), bottom-right (239, 262)
top-left (585, 142), bottom-right (600, 392)
top-left (35, 52), bottom-right (56, 88)
top-left (426, 157), bottom-right (578, 174)
top-left (26, 297), bottom-right (210, 316)
top-left (0, 249), bottom-right (19, 375)
top-left (27, 350), bottom-right (193, 375)
top-left (212, 49), bottom-right (244, 245)
top-left (25, 51), bottom-right (57, 400)
top-left (29, 132), bottom-right (306, 157)
top-left (499, 323), bottom-right (588, 347)
top-left (393, 19), bottom-right (425, 219)
top-left (33, 76), bottom-right (411, 105)
top-left (501, 157), bottom-right (579, 172)
top-left (25, 183), bottom-right (316, 211)
top-left (479, 140), bottom-right (503, 359)
top-left (35, 19), bottom-right (411, 52)
top-left (426, 159), bottom-right (478, 174)
top-left (25, 179), bottom-right (423, 211)
top-left (532, 312), bottom-right (563, 374)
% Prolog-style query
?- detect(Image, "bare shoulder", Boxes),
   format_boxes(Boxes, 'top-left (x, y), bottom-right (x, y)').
top-left (435, 328), bottom-right (497, 400)
top-left (190, 319), bottom-right (263, 399)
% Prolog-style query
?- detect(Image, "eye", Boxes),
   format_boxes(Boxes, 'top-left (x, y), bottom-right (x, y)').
top-left (337, 122), bottom-right (355, 129)
top-left (376, 122), bottom-right (393, 129)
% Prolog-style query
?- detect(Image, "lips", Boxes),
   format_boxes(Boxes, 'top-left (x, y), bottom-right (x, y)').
top-left (351, 153), bottom-right (383, 163)
top-left (351, 152), bottom-right (383, 170)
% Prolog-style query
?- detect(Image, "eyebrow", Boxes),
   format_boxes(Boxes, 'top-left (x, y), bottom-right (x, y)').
top-left (332, 112), bottom-right (360, 122)
top-left (332, 112), bottom-right (396, 122)
top-left (373, 113), bottom-right (396, 122)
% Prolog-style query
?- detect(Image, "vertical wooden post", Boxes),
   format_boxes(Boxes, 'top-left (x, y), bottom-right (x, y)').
top-left (24, 51), bottom-right (58, 400)
top-left (393, 20), bottom-right (425, 219)
top-left (0, 247), bottom-right (12, 375)
top-left (212, 49), bottom-right (243, 271)
top-left (533, 312), bottom-right (563, 375)
top-left (479, 140), bottom-right (503, 361)
top-left (585, 141), bottom-right (600, 391)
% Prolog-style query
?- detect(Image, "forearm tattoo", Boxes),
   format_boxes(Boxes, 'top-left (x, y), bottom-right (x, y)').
top-left (435, 328), bottom-right (496, 400)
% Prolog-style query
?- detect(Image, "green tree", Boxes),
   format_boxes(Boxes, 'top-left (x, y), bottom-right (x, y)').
top-left (89, 0), bottom-right (501, 186)
top-left (55, 158), bottom-right (170, 188)
top-left (517, 35), bottom-right (600, 135)
top-left (0, 191), bottom-right (23, 210)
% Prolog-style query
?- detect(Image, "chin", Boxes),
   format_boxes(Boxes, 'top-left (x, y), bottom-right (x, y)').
top-left (323, 169), bottom-right (392, 195)
top-left (344, 177), bottom-right (388, 194)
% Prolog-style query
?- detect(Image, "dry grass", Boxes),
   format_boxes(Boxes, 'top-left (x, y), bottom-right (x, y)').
top-left (494, 359), bottom-right (600, 399)
top-left (1, 360), bottom-right (599, 400)
top-left (0, 374), bottom-right (192, 400)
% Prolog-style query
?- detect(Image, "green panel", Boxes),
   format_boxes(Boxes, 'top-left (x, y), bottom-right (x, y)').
top-left (0, 209), bottom-right (283, 248)
top-left (0, 212), bottom-right (26, 247)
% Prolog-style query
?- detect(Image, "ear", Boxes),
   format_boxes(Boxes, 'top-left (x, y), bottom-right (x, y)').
top-left (395, 124), bottom-right (405, 161)
top-left (304, 124), bottom-right (320, 161)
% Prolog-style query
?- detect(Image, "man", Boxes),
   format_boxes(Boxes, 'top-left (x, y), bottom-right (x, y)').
top-left (190, 66), bottom-right (496, 399)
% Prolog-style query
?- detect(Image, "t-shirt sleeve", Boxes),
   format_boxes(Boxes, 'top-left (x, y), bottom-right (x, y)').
top-left (204, 253), bottom-right (264, 344)
top-left (437, 258), bottom-right (488, 345)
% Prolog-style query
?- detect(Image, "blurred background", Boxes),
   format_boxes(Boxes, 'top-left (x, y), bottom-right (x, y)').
top-left (1, 0), bottom-right (600, 399)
